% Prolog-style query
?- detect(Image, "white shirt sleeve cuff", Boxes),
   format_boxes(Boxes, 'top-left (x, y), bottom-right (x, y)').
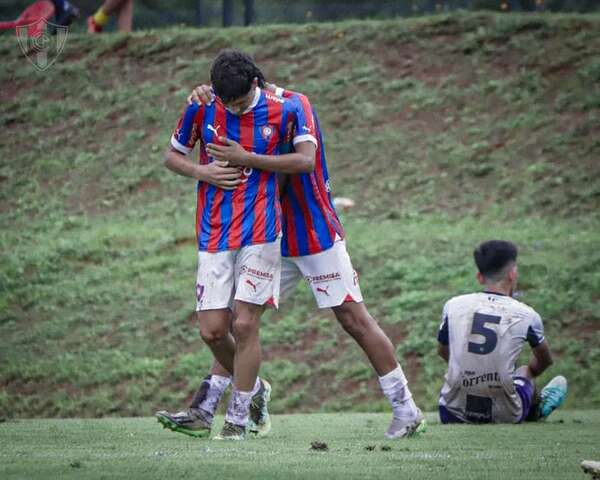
top-left (293, 134), bottom-right (317, 147)
top-left (171, 135), bottom-right (192, 155)
top-left (275, 86), bottom-right (285, 97)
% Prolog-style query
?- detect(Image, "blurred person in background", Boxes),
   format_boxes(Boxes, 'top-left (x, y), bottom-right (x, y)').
top-left (87, 0), bottom-right (133, 33)
top-left (51, 0), bottom-right (79, 27)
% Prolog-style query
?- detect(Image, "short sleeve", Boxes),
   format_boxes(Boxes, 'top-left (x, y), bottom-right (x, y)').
top-left (438, 302), bottom-right (450, 346)
top-left (170, 103), bottom-right (203, 155)
top-left (287, 95), bottom-right (317, 148)
top-left (526, 312), bottom-right (545, 347)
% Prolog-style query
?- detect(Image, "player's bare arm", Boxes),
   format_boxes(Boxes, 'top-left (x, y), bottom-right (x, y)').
top-left (206, 137), bottom-right (316, 174)
top-left (527, 340), bottom-right (553, 378)
top-left (164, 148), bottom-right (242, 190)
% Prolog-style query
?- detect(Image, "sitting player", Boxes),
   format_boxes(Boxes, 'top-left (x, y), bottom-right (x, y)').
top-left (437, 240), bottom-right (568, 424)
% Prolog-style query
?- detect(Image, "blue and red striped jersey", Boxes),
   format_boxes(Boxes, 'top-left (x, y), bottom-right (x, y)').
top-left (277, 89), bottom-right (345, 257)
top-left (170, 87), bottom-right (316, 252)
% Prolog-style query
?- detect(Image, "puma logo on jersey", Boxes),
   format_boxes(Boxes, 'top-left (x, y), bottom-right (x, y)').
top-left (246, 279), bottom-right (258, 292)
top-left (316, 286), bottom-right (330, 296)
top-left (207, 124), bottom-right (221, 136)
top-left (302, 125), bottom-right (312, 132)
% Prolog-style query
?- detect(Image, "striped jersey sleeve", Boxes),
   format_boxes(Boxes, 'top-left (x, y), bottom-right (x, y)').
top-left (274, 87), bottom-right (345, 257)
top-left (171, 102), bottom-right (204, 155)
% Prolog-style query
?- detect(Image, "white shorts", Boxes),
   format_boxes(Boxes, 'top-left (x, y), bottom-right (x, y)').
top-left (280, 239), bottom-right (363, 309)
top-left (195, 239), bottom-right (281, 311)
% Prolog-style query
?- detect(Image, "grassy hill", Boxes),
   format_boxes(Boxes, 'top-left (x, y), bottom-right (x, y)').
top-left (0, 12), bottom-right (599, 418)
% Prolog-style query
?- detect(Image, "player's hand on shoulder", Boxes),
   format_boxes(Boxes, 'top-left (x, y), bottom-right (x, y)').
top-left (188, 84), bottom-right (214, 106)
top-left (203, 160), bottom-right (242, 190)
top-left (207, 137), bottom-right (249, 167)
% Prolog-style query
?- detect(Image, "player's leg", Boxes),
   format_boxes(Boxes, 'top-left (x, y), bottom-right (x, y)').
top-left (198, 309), bottom-right (235, 374)
top-left (512, 365), bottom-right (538, 422)
top-left (296, 240), bottom-right (424, 438)
top-left (332, 301), bottom-right (397, 375)
top-left (160, 249), bottom-right (282, 439)
top-left (216, 300), bottom-right (264, 440)
top-left (87, 0), bottom-right (130, 33)
top-left (215, 240), bottom-right (281, 440)
top-left (332, 301), bottom-right (424, 438)
top-left (156, 250), bottom-right (236, 437)
top-left (514, 365), bottom-right (568, 421)
top-left (513, 365), bottom-right (568, 421)
top-left (116, 0), bottom-right (133, 32)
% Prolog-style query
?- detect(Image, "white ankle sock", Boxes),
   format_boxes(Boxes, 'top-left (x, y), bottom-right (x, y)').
top-left (198, 374), bottom-right (231, 416)
top-left (251, 377), bottom-right (262, 396)
top-left (224, 389), bottom-right (253, 427)
top-left (378, 364), bottom-right (417, 419)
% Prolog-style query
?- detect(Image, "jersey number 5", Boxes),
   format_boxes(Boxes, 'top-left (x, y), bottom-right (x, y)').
top-left (468, 312), bottom-right (501, 355)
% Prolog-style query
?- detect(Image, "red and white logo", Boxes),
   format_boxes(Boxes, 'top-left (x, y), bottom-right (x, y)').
top-left (260, 125), bottom-right (274, 140)
top-left (306, 272), bottom-right (341, 284)
top-left (246, 279), bottom-right (258, 292)
top-left (316, 285), bottom-right (330, 296)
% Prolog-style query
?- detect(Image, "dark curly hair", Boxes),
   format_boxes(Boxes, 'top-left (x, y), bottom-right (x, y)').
top-left (210, 49), bottom-right (266, 103)
top-left (474, 240), bottom-right (518, 280)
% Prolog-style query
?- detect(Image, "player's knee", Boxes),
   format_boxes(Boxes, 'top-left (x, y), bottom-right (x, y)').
top-left (333, 303), bottom-right (370, 339)
top-left (199, 324), bottom-right (228, 345)
top-left (232, 316), bottom-right (259, 342)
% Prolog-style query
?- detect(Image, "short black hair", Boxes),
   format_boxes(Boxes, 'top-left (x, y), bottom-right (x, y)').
top-left (210, 49), bottom-right (265, 103)
top-left (473, 240), bottom-right (518, 279)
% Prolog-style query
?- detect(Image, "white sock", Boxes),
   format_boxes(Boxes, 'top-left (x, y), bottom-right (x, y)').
top-left (224, 389), bottom-right (253, 427)
top-left (197, 374), bottom-right (231, 416)
top-left (378, 364), bottom-right (417, 419)
top-left (251, 377), bottom-right (262, 396)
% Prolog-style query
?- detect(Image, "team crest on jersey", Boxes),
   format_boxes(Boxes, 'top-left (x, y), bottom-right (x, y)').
top-left (260, 125), bottom-right (275, 140)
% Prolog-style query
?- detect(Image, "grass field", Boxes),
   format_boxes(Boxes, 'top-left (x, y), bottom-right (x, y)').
top-left (1, 12), bottom-right (599, 418)
top-left (2, 411), bottom-right (599, 479)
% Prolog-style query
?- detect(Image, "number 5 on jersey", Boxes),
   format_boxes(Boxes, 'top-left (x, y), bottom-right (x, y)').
top-left (468, 312), bottom-right (501, 355)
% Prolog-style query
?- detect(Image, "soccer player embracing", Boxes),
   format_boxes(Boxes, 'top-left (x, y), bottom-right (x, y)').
top-left (157, 73), bottom-right (425, 440)
top-left (159, 49), bottom-right (317, 440)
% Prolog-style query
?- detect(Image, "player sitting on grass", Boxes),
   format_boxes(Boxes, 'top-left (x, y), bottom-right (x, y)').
top-left (156, 80), bottom-right (425, 440)
top-left (437, 240), bottom-right (568, 424)
top-left (157, 49), bottom-right (317, 440)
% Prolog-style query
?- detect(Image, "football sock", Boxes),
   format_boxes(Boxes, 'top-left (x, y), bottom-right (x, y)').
top-left (195, 374), bottom-right (231, 417)
top-left (224, 389), bottom-right (253, 427)
top-left (251, 376), bottom-right (261, 396)
top-left (378, 364), bottom-right (418, 419)
top-left (92, 8), bottom-right (109, 27)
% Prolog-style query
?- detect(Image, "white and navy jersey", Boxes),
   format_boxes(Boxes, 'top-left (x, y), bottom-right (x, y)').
top-left (438, 292), bottom-right (545, 423)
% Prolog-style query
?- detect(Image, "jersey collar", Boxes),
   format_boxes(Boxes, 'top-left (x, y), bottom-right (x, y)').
top-left (483, 290), bottom-right (507, 297)
top-left (242, 87), bottom-right (261, 114)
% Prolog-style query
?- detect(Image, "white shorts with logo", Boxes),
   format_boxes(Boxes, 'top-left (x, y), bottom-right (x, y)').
top-left (280, 239), bottom-right (363, 309)
top-left (195, 239), bottom-right (281, 311)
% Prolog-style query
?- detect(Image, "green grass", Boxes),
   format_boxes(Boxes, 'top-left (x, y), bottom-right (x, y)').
top-left (0, 12), bottom-right (599, 418)
top-left (1, 411), bottom-right (599, 479)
